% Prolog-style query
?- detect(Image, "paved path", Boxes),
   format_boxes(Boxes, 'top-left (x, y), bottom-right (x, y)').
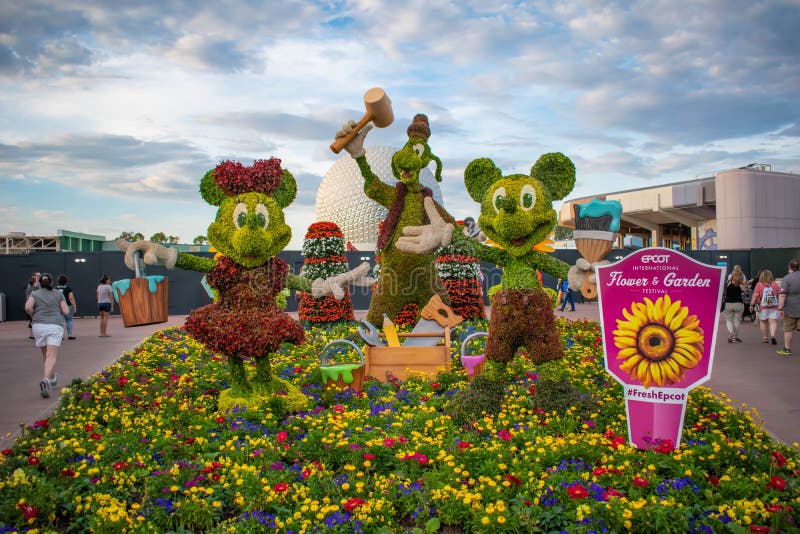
top-left (1, 305), bottom-right (797, 447)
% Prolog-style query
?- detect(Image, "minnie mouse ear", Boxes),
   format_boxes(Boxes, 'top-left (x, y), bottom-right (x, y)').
top-left (200, 169), bottom-right (226, 206)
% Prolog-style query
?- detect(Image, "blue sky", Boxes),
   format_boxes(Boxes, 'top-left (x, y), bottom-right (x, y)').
top-left (1, 0), bottom-right (798, 249)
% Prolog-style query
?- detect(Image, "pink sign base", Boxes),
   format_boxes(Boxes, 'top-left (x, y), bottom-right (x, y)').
top-left (626, 398), bottom-right (687, 450)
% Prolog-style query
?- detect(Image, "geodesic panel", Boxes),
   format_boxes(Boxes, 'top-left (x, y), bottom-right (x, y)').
top-left (316, 146), bottom-right (443, 250)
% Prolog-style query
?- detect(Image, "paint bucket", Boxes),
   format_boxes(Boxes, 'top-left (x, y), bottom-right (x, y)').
top-left (320, 339), bottom-right (366, 393)
top-left (460, 332), bottom-right (488, 380)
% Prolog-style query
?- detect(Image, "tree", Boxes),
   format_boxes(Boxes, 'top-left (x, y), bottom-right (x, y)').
top-left (117, 231), bottom-right (144, 241)
top-left (553, 225), bottom-right (573, 241)
top-left (167, 235), bottom-right (180, 244)
top-left (150, 232), bottom-right (167, 243)
top-left (193, 235), bottom-right (208, 245)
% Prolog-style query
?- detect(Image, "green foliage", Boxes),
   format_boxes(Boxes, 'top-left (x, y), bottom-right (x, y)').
top-left (272, 169), bottom-right (297, 208)
top-left (200, 169), bottom-right (226, 206)
top-left (544, 287), bottom-right (558, 309)
top-left (150, 231), bottom-right (167, 243)
top-left (530, 152), bottom-right (576, 201)
top-left (553, 224), bottom-right (573, 241)
top-left (447, 374), bottom-right (506, 425)
top-left (464, 157), bottom-right (502, 202)
top-left (193, 235), bottom-right (208, 245)
top-left (530, 375), bottom-right (598, 420)
top-left (175, 253), bottom-right (214, 272)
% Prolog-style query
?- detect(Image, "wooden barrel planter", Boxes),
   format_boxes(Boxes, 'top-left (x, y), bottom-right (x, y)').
top-left (460, 332), bottom-right (488, 381)
top-left (112, 276), bottom-right (169, 327)
top-left (320, 339), bottom-right (366, 393)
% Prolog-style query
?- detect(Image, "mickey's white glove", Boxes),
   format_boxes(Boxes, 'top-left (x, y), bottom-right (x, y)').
top-left (312, 262), bottom-right (373, 299)
top-left (335, 121), bottom-right (373, 159)
top-left (395, 197), bottom-right (455, 255)
top-left (116, 239), bottom-right (178, 270)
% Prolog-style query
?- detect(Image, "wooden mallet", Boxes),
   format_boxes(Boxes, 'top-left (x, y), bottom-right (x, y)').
top-left (330, 87), bottom-right (394, 154)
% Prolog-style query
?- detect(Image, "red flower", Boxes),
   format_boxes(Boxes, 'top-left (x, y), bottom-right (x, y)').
top-left (333, 404), bottom-right (345, 413)
top-left (343, 497), bottom-right (367, 513)
top-left (383, 438), bottom-right (395, 448)
top-left (1, 448), bottom-right (12, 456)
top-left (32, 419), bottom-right (49, 429)
top-left (633, 476), bottom-right (649, 488)
top-left (27, 456), bottom-right (40, 465)
top-left (84, 424), bottom-right (94, 432)
top-left (770, 451), bottom-right (787, 467)
top-left (118, 376), bottom-right (129, 387)
top-left (593, 467), bottom-right (607, 477)
top-left (60, 468), bottom-right (76, 477)
top-left (654, 440), bottom-right (675, 454)
top-left (749, 526), bottom-right (771, 533)
top-left (89, 432), bottom-right (102, 440)
top-left (216, 416), bottom-right (226, 424)
top-left (497, 429), bottom-right (512, 442)
top-left (276, 431), bottom-right (288, 443)
top-left (604, 488), bottom-right (623, 499)
top-left (431, 382), bottom-right (440, 389)
top-left (16, 502), bottom-right (37, 520)
top-left (457, 441), bottom-right (471, 450)
top-left (567, 484), bottom-right (588, 499)
top-left (765, 504), bottom-right (785, 513)
top-left (708, 476), bottom-right (720, 486)
top-left (610, 436), bottom-right (626, 449)
top-left (766, 475), bottom-right (786, 490)
top-left (363, 453), bottom-right (375, 461)
top-left (113, 461), bottom-right (128, 471)
top-left (273, 482), bottom-right (289, 493)
top-left (504, 474), bottom-right (523, 486)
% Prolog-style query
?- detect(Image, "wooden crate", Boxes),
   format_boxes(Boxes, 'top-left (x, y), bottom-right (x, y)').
top-left (365, 330), bottom-right (452, 382)
top-left (114, 276), bottom-right (169, 327)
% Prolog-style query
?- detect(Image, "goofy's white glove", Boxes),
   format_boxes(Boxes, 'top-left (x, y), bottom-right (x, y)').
top-left (395, 197), bottom-right (455, 255)
top-left (335, 121), bottom-right (373, 159)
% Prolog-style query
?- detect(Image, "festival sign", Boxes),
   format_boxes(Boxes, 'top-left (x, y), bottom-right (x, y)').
top-left (595, 248), bottom-right (725, 449)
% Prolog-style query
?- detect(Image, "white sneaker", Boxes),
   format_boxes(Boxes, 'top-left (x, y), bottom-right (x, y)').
top-left (49, 373), bottom-right (59, 387)
top-left (40, 380), bottom-right (50, 398)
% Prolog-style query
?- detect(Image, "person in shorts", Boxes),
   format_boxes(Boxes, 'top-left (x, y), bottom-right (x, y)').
top-left (97, 274), bottom-right (114, 337)
top-left (24, 273), bottom-right (68, 398)
top-left (750, 269), bottom-right (781, 345)
top-left (777, 258), bottom-right (800, 356)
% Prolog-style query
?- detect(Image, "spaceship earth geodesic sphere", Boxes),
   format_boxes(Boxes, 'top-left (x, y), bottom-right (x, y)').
top-left (316, 146), bottom-right (444, 250)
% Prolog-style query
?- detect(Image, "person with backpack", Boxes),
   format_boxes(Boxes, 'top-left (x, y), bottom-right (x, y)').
top-left (55, 275), bottom-right (77, 340)
top-left (750, 269), bottom-right (781, 345)
top-left (558, 278), bottom-right (575, 312)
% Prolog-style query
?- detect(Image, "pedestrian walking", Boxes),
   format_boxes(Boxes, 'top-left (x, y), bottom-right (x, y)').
top-left (97, 274), bottom-right (114, 337)
top-left (55, 274), bottom-right (77, 340)
top-left (751, 270), bottom-right (781, 345)
top-left (24, 273), bottom-right (68, 398)
top-left (777, 258), bottom-right (799, 356)
top-left (723, 267), bottom-right (747, 343)
top-left (558, 278), bottom-right (575, 312)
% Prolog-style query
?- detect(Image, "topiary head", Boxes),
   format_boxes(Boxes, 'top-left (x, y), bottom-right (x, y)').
top-left (391, 114), bottom-right (443, 185)
top-left (464, 153), bottom-right (575, 257)
top-left (200, 158), bottom-right (297, 268)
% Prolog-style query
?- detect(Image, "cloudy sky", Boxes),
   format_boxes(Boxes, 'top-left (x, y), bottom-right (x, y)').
top-left (1, 0), bottom-right (798, 249)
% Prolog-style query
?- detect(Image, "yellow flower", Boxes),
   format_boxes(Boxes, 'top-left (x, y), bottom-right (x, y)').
top-left (613, 295), bottom-right (703, 387)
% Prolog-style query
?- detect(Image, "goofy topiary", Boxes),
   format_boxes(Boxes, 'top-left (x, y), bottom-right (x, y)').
top-left (336, 114), bottom-right (456, 326)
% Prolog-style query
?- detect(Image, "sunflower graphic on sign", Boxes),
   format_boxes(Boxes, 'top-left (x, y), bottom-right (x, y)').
top-left (613, 295), bottom-right (704, 388)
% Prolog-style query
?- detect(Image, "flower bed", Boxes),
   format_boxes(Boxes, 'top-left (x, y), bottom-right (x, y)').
top-left (0, 319), bottom-right (797, 533)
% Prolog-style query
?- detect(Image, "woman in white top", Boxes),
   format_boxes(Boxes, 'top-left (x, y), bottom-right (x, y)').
top-left (96, 274), bottom-right (115, 337)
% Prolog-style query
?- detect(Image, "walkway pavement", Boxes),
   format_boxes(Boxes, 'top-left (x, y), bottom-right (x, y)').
top-left (1, 305), bottom-right (798, 447)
